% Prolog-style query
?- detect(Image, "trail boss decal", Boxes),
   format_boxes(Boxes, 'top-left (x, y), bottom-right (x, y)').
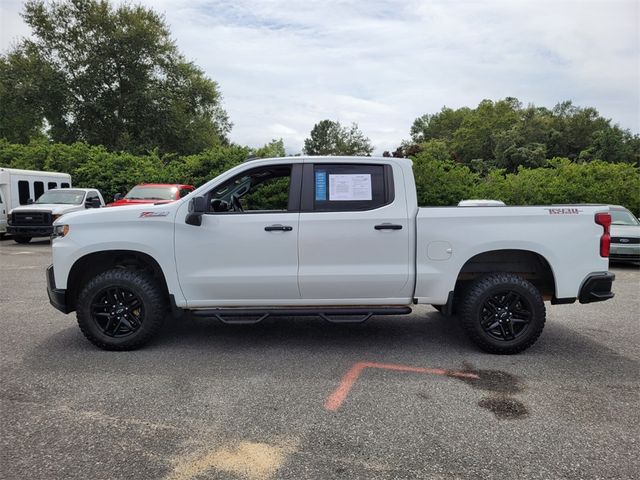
top-left (545, 208), bottom-right (583, 215)
top-left (139, 211), bottom-right (170, 218)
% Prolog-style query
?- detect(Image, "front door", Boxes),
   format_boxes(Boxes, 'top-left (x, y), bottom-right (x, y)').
top-left (175, 163), bottom-right (301, 307)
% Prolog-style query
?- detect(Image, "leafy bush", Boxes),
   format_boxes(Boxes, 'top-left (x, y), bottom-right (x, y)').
top-left (412, 144), bottom-right (478, 206)
top-left (0, 139), bottom-right (248, 201)
top-left (473, 158), bottom-right (640, 214)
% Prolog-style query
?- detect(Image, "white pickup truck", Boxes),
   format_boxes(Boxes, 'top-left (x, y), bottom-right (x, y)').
top-left (8, 188), bottom-right (105, 243)
top-left (46, 156), bottom-right (615, 354)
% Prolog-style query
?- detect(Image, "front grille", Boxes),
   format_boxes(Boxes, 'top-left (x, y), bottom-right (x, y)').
top-left (11, 211), bottom-right (53, 226)
top-left (611, 237), bottom-right (640, 244)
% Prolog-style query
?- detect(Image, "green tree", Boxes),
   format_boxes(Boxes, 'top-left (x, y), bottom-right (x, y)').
top-left (0, 0), bottom-right (230, 154)
top-left (254, 138), bottom-right (285, 158)
top-left (403, 98), bottom-right (639, 171)
top-left (410, 106), bottom-right (470, 144)
top-left (0, 45), bottom-right (65, 143)
top-left (303, 120), bottom-right (373, 156)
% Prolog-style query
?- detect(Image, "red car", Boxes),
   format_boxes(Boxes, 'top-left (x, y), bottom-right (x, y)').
top-left (108, 183), bottom-right (195, 206)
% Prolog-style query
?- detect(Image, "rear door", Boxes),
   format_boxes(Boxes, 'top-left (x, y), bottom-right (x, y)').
top-left (297, 161), bottom-right (413, 302)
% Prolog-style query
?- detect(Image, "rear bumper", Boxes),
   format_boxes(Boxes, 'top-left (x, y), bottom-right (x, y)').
top-left (7, 224), bottom-right (53, 237)
top-left (46, 265), bottom-right (72, 314)
top-left (578, 272), bottom-right (615, 304)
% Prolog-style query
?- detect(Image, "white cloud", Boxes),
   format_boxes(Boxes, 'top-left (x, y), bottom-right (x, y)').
top-left (1, 0), bottom-right (638, 154)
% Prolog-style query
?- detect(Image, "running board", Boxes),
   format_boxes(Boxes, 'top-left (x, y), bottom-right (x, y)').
top-left (191, 306), bottom-right (412, 325)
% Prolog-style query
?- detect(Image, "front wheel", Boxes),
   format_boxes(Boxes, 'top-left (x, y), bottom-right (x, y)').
top-left (459, 273), bottom-right (545, 354)
top-left (76, 269), bottom-right (167, 350)
top-left (14, 236), bottom-right (32, 244)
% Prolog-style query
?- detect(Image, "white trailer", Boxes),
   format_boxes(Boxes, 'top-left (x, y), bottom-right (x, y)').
top-left (0, 168), bottom-right (72, 237)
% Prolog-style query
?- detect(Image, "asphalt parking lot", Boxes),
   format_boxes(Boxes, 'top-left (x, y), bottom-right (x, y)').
top-left (1, 238), bottom-right (638, 480)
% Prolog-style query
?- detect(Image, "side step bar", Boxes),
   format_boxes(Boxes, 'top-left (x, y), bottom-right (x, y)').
top-left (191, 306), bottom-right (412, 325)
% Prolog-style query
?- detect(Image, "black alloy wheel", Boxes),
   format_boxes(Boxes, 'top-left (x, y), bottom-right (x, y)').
top-left (479, 290), bottom-right (532, 341)
top-left (91, 287), bottom-right (144, 338)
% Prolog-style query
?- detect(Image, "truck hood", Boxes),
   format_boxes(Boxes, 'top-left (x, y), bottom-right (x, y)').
top-left (610, 224), bottom-right (640, 238)
top-left (10, 204), bottom-right (83, 216)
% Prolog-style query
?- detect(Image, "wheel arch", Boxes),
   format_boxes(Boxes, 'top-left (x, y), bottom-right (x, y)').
top-left (66, 250), bottom-right (170, 312)
top-left (454, 249), bottom-right (557, 300)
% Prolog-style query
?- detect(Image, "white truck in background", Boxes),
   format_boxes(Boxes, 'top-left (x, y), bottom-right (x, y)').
top-left (46, 156), bottom-right (615, 354)
top-left (8, 188), bottom-right (105, 243)
top-left (0, 168), bottom-right (72, 239)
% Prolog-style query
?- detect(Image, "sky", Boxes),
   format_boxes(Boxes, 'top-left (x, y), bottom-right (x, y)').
top-left (1, 0), bottom-right (638, 154)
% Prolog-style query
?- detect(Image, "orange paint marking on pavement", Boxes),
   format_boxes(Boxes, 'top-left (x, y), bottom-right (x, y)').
top-left (324, 361), bottom-right (479, 412)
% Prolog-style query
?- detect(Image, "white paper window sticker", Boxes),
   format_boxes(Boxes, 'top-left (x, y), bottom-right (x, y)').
top-left (328, 174), bottom-right (372, 201)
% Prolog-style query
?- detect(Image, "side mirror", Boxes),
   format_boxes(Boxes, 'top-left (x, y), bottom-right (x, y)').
top-left (185, 196), bottom-right (206, 226)
top-left (113, 193), bottom-right (123, 201)
top-left (87, 197), bottom-right (101, 208)
top-left (27, 198), bottom-right (34, 205)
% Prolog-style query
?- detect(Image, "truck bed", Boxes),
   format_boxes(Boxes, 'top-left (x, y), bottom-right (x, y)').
top-left (414, 205), bottom-right (610, 304)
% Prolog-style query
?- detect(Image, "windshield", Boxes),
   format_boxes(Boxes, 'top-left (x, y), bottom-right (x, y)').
top-left (125, 186), bottom-right (178, 201)
top-left (35, 190), bottom-right (85, 205)
top-left (611, 209), bottom-right (640, 226)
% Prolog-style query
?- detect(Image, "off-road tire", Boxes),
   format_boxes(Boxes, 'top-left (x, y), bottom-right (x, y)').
top-left (76, 269), bottom-right (166, 350)
top-left (460, 273), bottom-right (545, 354)
top-left (14, 236), bottom-right (32, 244)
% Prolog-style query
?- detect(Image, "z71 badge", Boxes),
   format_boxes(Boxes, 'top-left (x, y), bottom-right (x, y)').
top-left (139, 211), bottom-right (170, 218)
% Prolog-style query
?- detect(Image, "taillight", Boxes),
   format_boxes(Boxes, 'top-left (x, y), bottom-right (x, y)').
top-left (595, 212), bottom-right (611, 258)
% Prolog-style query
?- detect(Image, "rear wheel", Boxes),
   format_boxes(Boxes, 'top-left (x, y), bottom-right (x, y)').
top-left (76, 269), bottom-right (166, 350)
top-left (459, 273), bottom-right (545, 354)
top-left (14, 236), bottom-right (32, 244)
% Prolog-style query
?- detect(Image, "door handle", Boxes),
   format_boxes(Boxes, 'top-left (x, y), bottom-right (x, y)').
top-left (374, 223), bottom-right (403, 230)
top-left (265, 224), bottom-right (293, 232)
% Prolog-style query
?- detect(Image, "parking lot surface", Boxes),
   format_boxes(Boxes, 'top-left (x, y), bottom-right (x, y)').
top-left (1, 238), bottom-right (638, 480)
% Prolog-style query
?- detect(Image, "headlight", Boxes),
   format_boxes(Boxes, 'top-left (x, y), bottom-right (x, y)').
top-left (52, 224), bottom-right (69, 238)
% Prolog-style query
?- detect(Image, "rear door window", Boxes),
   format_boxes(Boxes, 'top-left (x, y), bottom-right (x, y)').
top-left (309, 164), bottom-right (391, 211)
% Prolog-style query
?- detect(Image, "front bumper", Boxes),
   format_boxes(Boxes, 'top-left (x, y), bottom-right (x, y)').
top-left (46, 265), bottom-right (72, 314)
top-left (8, 224), bottom-right (54, 237)
top-left (578, 272), bottom-right (615, 304)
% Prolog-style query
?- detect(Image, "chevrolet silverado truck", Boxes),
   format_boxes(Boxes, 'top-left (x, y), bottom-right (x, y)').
top-left (8, 188), bottom-right (104, 243)
top-left (46, 156), bottom-right (615, 353)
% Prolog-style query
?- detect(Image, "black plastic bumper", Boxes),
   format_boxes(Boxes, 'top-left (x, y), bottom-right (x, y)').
top-left (46, 265), bottom-right (72, 314)
top-left (8, 225), bottom-right (53, 237)
top-left (578, 272), bottom-right (615, 304)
